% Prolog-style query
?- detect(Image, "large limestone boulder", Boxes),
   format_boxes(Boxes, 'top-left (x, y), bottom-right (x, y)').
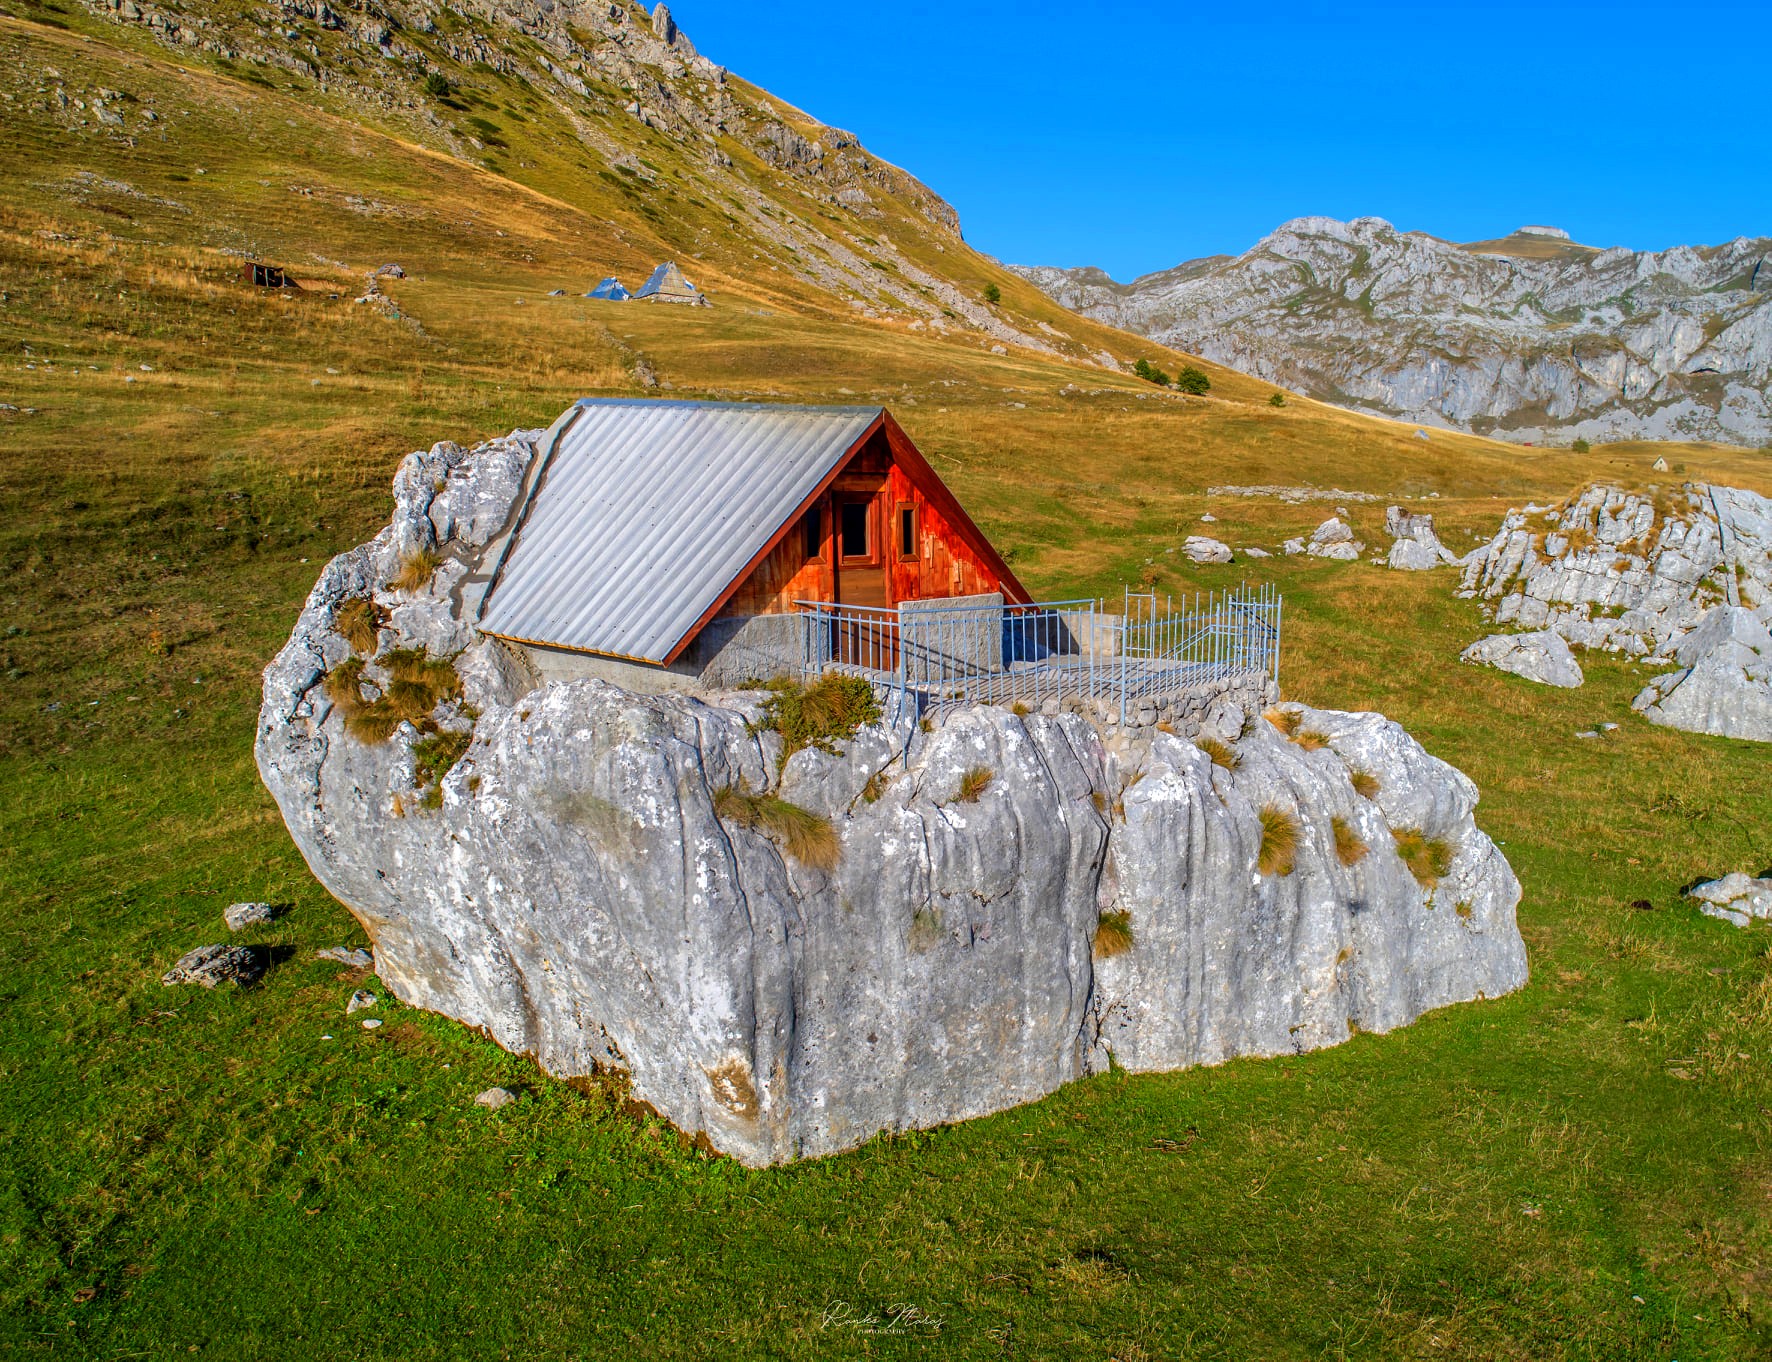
top-left (1459, 630), bottom-right (1584, 688)
top-left (257, 431), bottom-right (1530, 1165)
top-left (1632, 605), bottom-right (1772, 740)
top-left (1686, 872), bottom-right (1772, 927)
top-left (1184, 535), bottom-right (1233, 564)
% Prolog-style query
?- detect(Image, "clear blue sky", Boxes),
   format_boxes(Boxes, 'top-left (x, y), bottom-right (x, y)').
top-left (671, 1), bottom-right (1769, 282)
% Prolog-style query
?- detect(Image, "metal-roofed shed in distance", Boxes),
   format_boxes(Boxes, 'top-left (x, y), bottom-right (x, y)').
top-left (633, 261), bottom-right (708, 306)
top-left (469, 398), bottom-right (1029, 693)
top-left (585, 276), bottom-right (631, 301)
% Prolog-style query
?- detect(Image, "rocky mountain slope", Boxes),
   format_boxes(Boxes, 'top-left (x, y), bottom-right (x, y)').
top-left (1013, 217), bottom-right (1772, 444)
top-left (5, 0), bottom-right (1119, 362)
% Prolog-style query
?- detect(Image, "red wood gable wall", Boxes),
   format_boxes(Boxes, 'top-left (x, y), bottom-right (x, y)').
top-left (718, 421), bottom-right (1022, 620)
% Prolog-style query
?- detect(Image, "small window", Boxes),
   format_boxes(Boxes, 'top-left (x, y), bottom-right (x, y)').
top-left (840, 501), bottom-right (870, 559)
top-left (803, 506), bottom-right (822, 561)
top-left (898, 503), bottom-right (917, 560)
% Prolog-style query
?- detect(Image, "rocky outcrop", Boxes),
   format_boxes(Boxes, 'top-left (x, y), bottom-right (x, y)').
top-left (1459, 482), bottom-right (1772, 657)
top-left (1632, 606), bottom-right (1772, 740)
top-left (1184, 535), bottom-right (1232, 564)
top-left (256, 433), bottom-right (1529, 1165)
top-left (1385, 506), bottom-right (1457, 571)
top-left (1011, 216), bottom-right (1772, 444)
top-left (1459, 631), bottom-right (1584, 688)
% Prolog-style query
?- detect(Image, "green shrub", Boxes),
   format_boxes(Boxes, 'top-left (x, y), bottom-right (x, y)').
top-left (747, 673), bottom-right (881, 764)
top-left (982, 282), bottom-right (1001, 305)
top-left (1268, 391), bottom-right (1287, 408)
top-left (1175, 366), bottom-right (1211, 395)
top-left (1133, 358), bottom-right (1171, 387)
top-left (1572, 437), bottom-right (1591, 453)
top-left (422, 72), bottom-right (452, 99)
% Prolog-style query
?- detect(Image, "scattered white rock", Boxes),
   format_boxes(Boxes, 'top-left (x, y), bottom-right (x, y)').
top-left (1282, 537), bottom-right (1306, 555)
top-left (1183, 535), bottom-right (1233, 564)
top-left (346, 990), bottom-right (378, 1013)
top-left (1384, 505), bottom-right (1458, 570)
top-left (1199, 513), bottom-right (1217, 523)
top-left (162, 944), bottom-right (264, 988)
top-left (223, 901), bottom-right (280, 931)
top-left (361, 1018), bottom-right (383, 1029)
top-left (1242, 546), bottom-right (1272, 558)
top-left (1306, 517), bottom-right (1364, 561)
top-left (476, 1087), bottom-right (518, 1110)
top-left (316, 946), bottom-right (373, 969)
top-left (1687, 872), bottom-right (1772, 925)
top-left (1460, 631), bottom-right (1585, 688)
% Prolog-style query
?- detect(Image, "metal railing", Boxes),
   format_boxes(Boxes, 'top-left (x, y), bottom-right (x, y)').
top-left (790, 583), bottom-right (1281, 724)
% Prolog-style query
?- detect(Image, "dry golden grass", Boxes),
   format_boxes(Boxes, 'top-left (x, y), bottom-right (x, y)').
top-left (1093, 910), bottom-right (1135, 959)
top-left (1196, 736), bottom-right (1241, 770)
top-left (332, 598), bottom-right (384, 654)
top-left (1265, 707), bottom-right (1302, 737)
top-left (1257, 805), bottom-right (1300, 877)
top-left (1293, 729), bottom-right (1330, 751)
top-left (955, 766), bottom-right (994, 803)
top-left (1392, 827), bottom-right (1455, 890)
top-left (713, 782), bottom-right (841, 871)
top-left (1349, 769), bottom-right (1381, 800)
top-left (387, 548), bottom-right (442, 594)
top-left (1332, 815), bottom-right (1368, 866)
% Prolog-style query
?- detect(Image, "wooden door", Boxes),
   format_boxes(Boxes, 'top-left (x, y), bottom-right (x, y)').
top-left (832, 491), bottom-right (895, 669)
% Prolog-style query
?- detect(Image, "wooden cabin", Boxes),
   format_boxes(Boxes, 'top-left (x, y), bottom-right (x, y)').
top-left (470, 399), bottom-right (1028, 692)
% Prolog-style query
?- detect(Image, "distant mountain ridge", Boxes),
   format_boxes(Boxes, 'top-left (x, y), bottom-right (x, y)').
top-left (1012, 216), bottom-right (1772, 444)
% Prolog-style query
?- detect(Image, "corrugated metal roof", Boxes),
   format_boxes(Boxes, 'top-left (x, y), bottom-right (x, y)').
top-left (477, 399), bottom-right (883, 663)
top-left (586, 277), bottom-right (630, 300)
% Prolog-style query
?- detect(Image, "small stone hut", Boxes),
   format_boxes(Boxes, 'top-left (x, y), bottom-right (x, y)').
top-left (633, 260), bottom-right (708, 306)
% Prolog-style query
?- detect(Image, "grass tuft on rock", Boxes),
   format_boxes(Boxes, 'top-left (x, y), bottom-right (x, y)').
top-left (1332, 814), bottom-right (1368, 866)
top-left (1392, 827), bottom-right (1455, 889)
top-left (325, 648), bottom-right (462, 744)
top-left (1197, 736), bottom-right (1241, 770)
top-left (1257, 804), bottom-right (1300, 877)
top-left (955, 766), bottom-right (994, 803)
top-left (747, 673), bottom-right (881, 765)
top-left (387, 547), bottom-right (442, 593)
top-left (713, 781), bottom-right (841, 871)
top-left (332, 597), bottom-right (385, 654)
top-left (1349, 769), bottom-right (1381, 800)
top-left (413, 727), bottom-right (472, 792)
top-left (1093, 910), bottom-right (1135, 959)
top-left (1265, 707), bottom-right (1302, 736)
top-left (1293, 730), bottom-right (1330, 751)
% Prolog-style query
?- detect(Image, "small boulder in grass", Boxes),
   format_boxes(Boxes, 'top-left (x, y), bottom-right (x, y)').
top-left (316, 946), bottom-right (373, 969)
top-left (224, 901), bottom-right (280, 931)
top-left (346, 990), bottom-right (378, 1014)
top-left (476, 1087), bottom-right (518, 1111)
top-left (162, 944), bottom-right (264, 989)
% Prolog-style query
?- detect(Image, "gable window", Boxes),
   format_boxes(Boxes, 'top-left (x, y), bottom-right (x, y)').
top-left (803, 505), bottom-right (823, 561)
top-left (840, 500), bottom-right (871, 560)
top-left (898, 503), bottom-right (917, 560)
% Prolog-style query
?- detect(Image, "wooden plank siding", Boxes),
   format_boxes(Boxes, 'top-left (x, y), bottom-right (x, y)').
top-left (715, 423), bottom-right (1017, 622)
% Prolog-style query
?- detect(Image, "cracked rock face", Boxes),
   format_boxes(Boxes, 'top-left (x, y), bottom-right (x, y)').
top-left (257, 433), bottom-right (1529, 1164)
top-left (1632, 606), bottom-right (1772, 741)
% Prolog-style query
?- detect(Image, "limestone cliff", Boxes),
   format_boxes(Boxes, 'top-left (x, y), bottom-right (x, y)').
top-left (1013, 216), bottom-right (1772, 444)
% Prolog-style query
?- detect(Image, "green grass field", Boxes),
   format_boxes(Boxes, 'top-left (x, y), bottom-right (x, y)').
top-left (3, 8), bottom-right (1772, 1357)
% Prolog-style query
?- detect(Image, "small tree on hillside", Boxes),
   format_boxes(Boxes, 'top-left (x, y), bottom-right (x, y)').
top-left (1572, 437), bottom-right (1591, 453)
top-left (1133, 358), bottom-right (1171, 387)
top-left (1175, 366), bottom-right (1210, 395)
top-left (422, 72), bottom-right (452, 99)
top-left (982, 282), bottom-right (1001, 305)
top-left (1268, 391), bottom-right (1287, 408)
